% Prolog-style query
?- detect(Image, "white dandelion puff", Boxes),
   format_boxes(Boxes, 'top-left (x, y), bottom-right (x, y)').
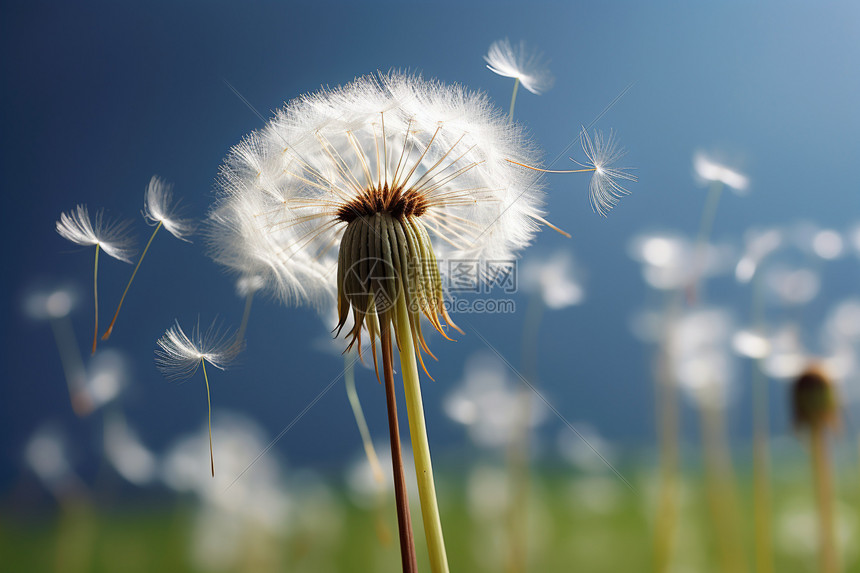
top-left (56, 205), bottom-right (136, 263)
top-left (143, 175), bottom-right (195, 240)
top-left (484, 38), bottom-right (554, 96)
top-left (56, 205), bottom-right (136, 354)
top-left (102, 175), bottom-right (195, 340)
top-left (156, 319), bottom-right (240, 477)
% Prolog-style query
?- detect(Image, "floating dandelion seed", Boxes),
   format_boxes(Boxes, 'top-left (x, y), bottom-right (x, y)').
top-left (484, 38), bottom-right (554, 119)
top-left (507, 127), bottom-right (636, 217)
top-left (102, 176), bottom-right (194, 340)
top-left (155, 320), bottom-right (240, 477)
top-left (56, 205), bottom-right (136, 354)
top-left (207, 72), bottom-right (588, 573)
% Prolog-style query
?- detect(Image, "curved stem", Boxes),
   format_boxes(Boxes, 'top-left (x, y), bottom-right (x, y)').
top-left (395, 294), bottom-right (449, 573)
top-left (201, 359), bottom-right (214, 478)
top-left (508, 78), bottom-right (520, 121)
top-left (345, 354), bottom-right (384, 484)
top-left (689, 181), bottom-right (724, 302)
top-left (91, 244), bottom-right (100, 355)
top-left (103, 222), bottom-right (162, 340)
top-left (381, 319), bottom-right (418, 573)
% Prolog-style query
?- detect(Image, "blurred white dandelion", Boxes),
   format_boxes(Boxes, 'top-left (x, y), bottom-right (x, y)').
top-left (693, 150), bottom-right (749, 194)
top-left (521, 250), bottom-right (585, 309)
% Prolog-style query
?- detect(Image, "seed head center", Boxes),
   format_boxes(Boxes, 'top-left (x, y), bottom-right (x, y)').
top-left (335, 184), bottom-right (428, 224)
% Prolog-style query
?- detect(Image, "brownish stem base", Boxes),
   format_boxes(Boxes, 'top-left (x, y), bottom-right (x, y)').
top-left (381, 321), bottom-right (418, 573)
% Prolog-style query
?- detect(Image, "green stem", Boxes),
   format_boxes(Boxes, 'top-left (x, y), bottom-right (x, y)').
top-left (103, 221), bottom-right (162, 340)
top-left (395, 293), bottom-right (449, 573)
top-left (345, 354), bottom-right (384, 484)
top-left (91, 244), bottom-right (100, 355)
top-left (508, 78), bottom-right (520, 122)
top-left (811, 425), bottom-right (839, 573)
top-left (751, 271), bottom-right (774, 573)
top-left (690, 181), bottom-right (724, 301)
top-left (201, 359), bottom-right (214, 477)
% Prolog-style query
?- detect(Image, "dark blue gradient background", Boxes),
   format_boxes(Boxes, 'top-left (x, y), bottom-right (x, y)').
top-left (2, 1), bottom-right (859, 491)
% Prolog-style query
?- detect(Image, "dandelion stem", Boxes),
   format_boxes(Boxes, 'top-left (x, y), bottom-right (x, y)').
top-left (700, 402), bottom-right (748, 573)
top-left (345, 354), bottom-right (384, 484)
top-left (689, 181), bottom-right (723, 301)
top-left (92, 244), bottom-right (100, 355)
top-left (50, 316), bottom-right (91, 417)
top-left (234, 286), bottom-right (256, 350)
top-left (751, 271), bottom-right (774, 573)
top-left (395, 293), bottom-right (449, 573)
top-left (507, 292), bottom-right (544, 573)
top-left (508, 77), bottom-right (520, 121)
top-left (201, 359), bottom-right (214, 478)
top-left (103, 221), bottom-right (163, 340)
top-left (810, 425), bottom-right (840, 573)
top-left (381, 319), bottom-right (418, 573)
top-left (654, 293), bottom-right (681, 573)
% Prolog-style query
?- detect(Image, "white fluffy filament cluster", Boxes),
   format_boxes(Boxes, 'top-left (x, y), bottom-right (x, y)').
top-left (155, 320), bottom-right (239, 380)
top-left (144, 176), bottom-right (195, 240)
top-left (56, 205), bottom-right (137, 263)
top-left (208, 72), bottom-right (547, 308)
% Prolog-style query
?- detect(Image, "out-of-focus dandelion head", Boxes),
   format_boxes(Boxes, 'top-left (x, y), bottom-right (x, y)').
top-left (735, 227), bottom-right (783, 283)
top-left (484, 38), bottom-right (554, 95)
top-left (24, 286), bottom-right (77, 321)
top-left (155, 320), bottom-right (240, 380)
top-left (731, 328), bottom-right (771, 359)
top-left (24, 425), bottom-right (80, 497)
top-left (521, 250), bottom-right (584, 309)
top-left (763, 265), bottom-right (820, 306)
top-left (811, 229), bottom-right (844, 260)
top-left (86, 349), bottom-right (129, 409)
top-left (143, 175), bottom-right (195, 241)
top-left (444, 353), bottom-right (545, 450)
top-left (56, 205), bottom-right (137, 263)
top-left (235, 274), bottom-right (265, 298)
top-left (669, 308), bottom-right (737, 409)
top-left (692, 151), bottom-right (749, 194)
top-left (629, 232), bottom-right (733, 291)
top-left (104, 414), bottom-right (158, 486)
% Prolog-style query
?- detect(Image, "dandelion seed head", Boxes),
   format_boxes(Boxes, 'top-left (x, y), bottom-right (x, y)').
top-left (208, 72), bottom-right (547, 317)
top-left (155, 320), bottom-right (240, 380)
top-left (484, 38), bottom-right (555, 95)
top-left (144, 175), bottom-right (195, 241)
top-left (56, 205), bottom-right (136, 262)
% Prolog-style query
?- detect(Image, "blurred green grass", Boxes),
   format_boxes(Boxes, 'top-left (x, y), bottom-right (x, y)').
top-left (3, 467), bottom-right (859, 572)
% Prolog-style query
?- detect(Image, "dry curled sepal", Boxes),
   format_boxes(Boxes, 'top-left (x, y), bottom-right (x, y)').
top-left (155, 319), bottom-right (241, 380)
top-left (56, 205), bottom-right (137, 263)
top-left (143, 176), bottom-right (196, 241)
